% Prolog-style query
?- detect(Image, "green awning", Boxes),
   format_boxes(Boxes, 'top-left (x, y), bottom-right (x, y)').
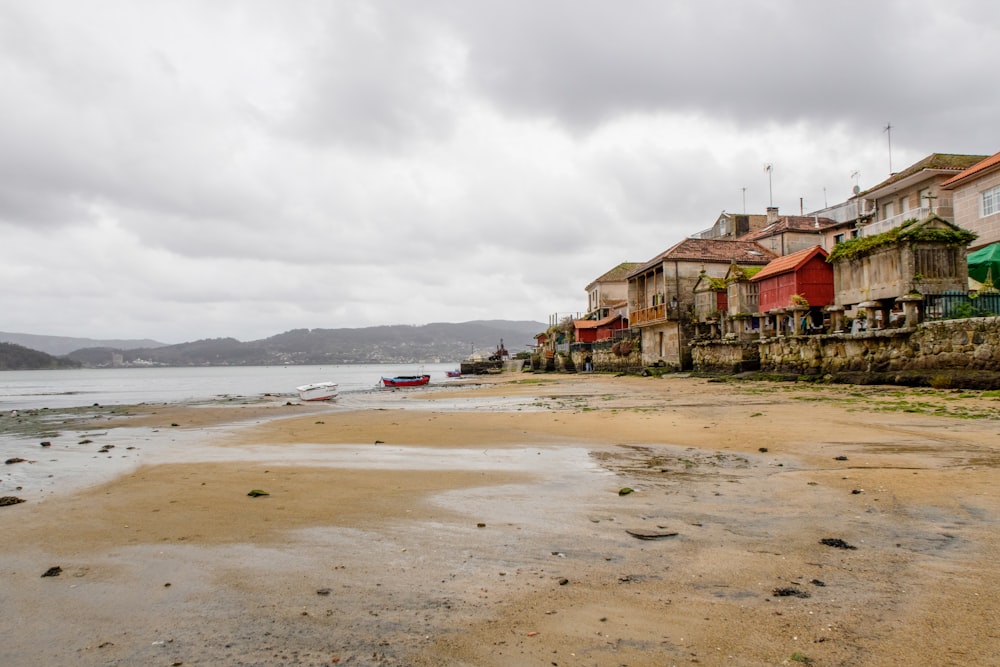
top-left (968, 243), bottom-right (1000, 284)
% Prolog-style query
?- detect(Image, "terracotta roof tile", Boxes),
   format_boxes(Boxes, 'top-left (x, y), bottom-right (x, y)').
top-left (751, 245), bottom-right (827, 282)
top-left (739, 216), bottom-right (836, 241)
top-left (941, 151), bottom-right (1000, 188)
top-left (628, 239), bottom-right (777, 277)
top-left (574, 313), bottom-right (623, 329)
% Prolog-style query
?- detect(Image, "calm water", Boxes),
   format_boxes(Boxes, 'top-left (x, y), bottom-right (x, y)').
top-left (0, 363), bottom-right (462, 411)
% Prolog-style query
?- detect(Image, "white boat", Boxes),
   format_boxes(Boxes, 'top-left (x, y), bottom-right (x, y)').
top-left (296, 381), bottom-right (339, 401)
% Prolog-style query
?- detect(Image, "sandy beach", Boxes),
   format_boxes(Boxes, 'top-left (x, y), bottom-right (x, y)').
top-left (1, 373), bottom-right (998, 666)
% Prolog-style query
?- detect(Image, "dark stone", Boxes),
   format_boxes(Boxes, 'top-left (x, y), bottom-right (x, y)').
top-left (820, 538), bottom-right (857, 550)
top-left (772, 587), bottom-right (810, 598)
top-left (626, 528), bottom-right (679, 540)
top-left (0, 496), bottom-right (26, 506)
top-left (41, 566), bottom-right (62, 577)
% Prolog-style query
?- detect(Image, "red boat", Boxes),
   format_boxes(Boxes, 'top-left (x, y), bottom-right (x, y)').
top-left (445, 369), bottom-right (461, 378)
top-left (381, 374), bottom-right (431, 388)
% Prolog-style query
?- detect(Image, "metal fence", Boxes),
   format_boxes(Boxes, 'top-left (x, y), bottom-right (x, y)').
top-left (923, 291), bottom-right (1000, 320)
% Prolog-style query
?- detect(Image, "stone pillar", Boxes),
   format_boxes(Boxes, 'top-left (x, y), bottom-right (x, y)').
top-left (755, 313), bottom-right (767, 340)
top-left (857, 301), bottom-right (880, 332)
top-left (787, 305), bottom-right (810, 335)
top-left (896, 294), bottom-right (923, 328)
top-left (772, 308), bottom-right (788, 336)
top-left (733, 316), bottom-right (750, 341)
top-left (826, 305), bottom-right (845, 333)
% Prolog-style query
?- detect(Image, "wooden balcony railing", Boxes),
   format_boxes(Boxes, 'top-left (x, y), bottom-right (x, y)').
top-left (630, 304), bottom-right (666, 325)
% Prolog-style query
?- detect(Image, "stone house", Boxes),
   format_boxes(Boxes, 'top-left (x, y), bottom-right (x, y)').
top-left (627, 238), bottom-right (776, 369)
top-left (858, 153), bottom-right (986, 238)
top-left (692, 211), bottom-right (769, 240)
top-left (739, 209), bottom-right (836, 256)
top-left (940, 150), bottom-right (1000, 250)
top-left (585, 261), bottom-right (641, 320)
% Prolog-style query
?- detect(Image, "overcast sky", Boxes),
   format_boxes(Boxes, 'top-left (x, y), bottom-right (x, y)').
top-left (2, 0), bottom-right (998, 343)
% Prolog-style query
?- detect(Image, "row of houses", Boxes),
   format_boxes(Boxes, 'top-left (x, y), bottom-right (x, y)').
top-left (547, 149), bottom-right (1000, 371)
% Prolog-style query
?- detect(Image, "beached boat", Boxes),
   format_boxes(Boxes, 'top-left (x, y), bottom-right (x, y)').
top-left (445, 369), bottom-right (461, 378)
top-left (381, 374), bottom-right (431, 388)
top-left (296, 381), bottom-right (339, 401)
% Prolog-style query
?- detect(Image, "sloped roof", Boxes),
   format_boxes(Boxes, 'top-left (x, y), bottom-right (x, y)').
top-left (574, 313), bottom-right (624, 329)
top-left (751, 245), bottom-right (828, 282)
top-left (589, 261), bottom-right (643, 285)
top-left (941, 150), bottom-right (1000, 189)
top-left (860, 153), bottom-right (988, 198)
top-left (739, 216), bottom-right (836, 241)
top-left (726, 264), bottom-right (764, 281)
top-left (628, 238), bottom-right (777, 277)
top-left (694, 273), bottom-right (727, 291)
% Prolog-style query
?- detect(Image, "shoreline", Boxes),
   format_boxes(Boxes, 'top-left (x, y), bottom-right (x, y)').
top-left (1, 373), bottom-right (998, 666)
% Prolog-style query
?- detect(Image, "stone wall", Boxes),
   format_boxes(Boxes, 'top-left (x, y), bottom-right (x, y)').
top-left (692, 317), bottom-right (1000, 375)
top-left (690, 340), bottom-right (760, 373)
top-left (570, 338), bottom-right (643, 373)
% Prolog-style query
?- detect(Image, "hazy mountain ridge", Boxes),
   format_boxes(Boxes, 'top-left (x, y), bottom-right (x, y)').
top-left (60, 320), bottom-right (544, 368)
top-left (0, 331), bottom-right (166, 357)
top-left (0, 342), bottom-right (81, 370)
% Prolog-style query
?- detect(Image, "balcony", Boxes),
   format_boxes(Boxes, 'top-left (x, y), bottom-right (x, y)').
top-left (630, 303), bottom-right (675, 325)
top-left (860, 202), bottom-right (953, 238)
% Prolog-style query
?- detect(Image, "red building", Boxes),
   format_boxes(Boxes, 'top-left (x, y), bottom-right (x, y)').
top-left (752, 245), bottom-right (834, 312)
top-left (573, 313), bottom-right (628, 343)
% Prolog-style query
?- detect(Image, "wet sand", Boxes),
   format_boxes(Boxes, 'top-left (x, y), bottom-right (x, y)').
top-left (1, 374), bottom-right (998, 666)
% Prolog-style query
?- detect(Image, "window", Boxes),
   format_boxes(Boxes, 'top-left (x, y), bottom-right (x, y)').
top-left (834, 233), bottom-right (845, 245)
top-left (883, 201), bottom-right (894, 220)
top-left (983, 185), bottom-right (1000, 217)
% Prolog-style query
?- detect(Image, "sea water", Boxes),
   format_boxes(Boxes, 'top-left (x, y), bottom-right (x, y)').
top-left (0, 363), bottom-right (462, 411)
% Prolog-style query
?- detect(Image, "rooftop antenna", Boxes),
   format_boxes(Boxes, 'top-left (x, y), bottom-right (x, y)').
top-left (741, 187), bottom-right (747, 214)
top-left (823, 186), bottom-right (828, 208)
top-left (764, 164), bottom-right (773, 207)
top-left (884, 123), bottom-right (893, 175)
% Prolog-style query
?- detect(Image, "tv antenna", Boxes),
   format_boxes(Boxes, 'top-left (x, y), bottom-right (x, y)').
top-left (884, 123), bottom-right (893, 175)
top-left (764, 164), bottom-right (773, 207)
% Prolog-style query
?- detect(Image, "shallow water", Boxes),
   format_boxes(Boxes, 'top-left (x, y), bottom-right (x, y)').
top-left (0, 363), bottom-right (464, 411)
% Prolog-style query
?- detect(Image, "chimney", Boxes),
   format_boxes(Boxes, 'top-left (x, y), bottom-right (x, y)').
top-left (766, 206), bottom-right (780, 224)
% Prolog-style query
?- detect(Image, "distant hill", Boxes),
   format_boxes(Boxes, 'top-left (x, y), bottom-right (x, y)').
top-left (0, 331), bottom-right (166, 357)
top-left (63, 320), bottom-right (544, 367)
top-left (0, 342), bottom-right (81, 370)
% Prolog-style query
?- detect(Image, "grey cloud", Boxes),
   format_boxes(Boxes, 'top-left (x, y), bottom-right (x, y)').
top-left (279, 3), bottom-right (462, 151)
top-left (428, 0), bottom-right (999, 144)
